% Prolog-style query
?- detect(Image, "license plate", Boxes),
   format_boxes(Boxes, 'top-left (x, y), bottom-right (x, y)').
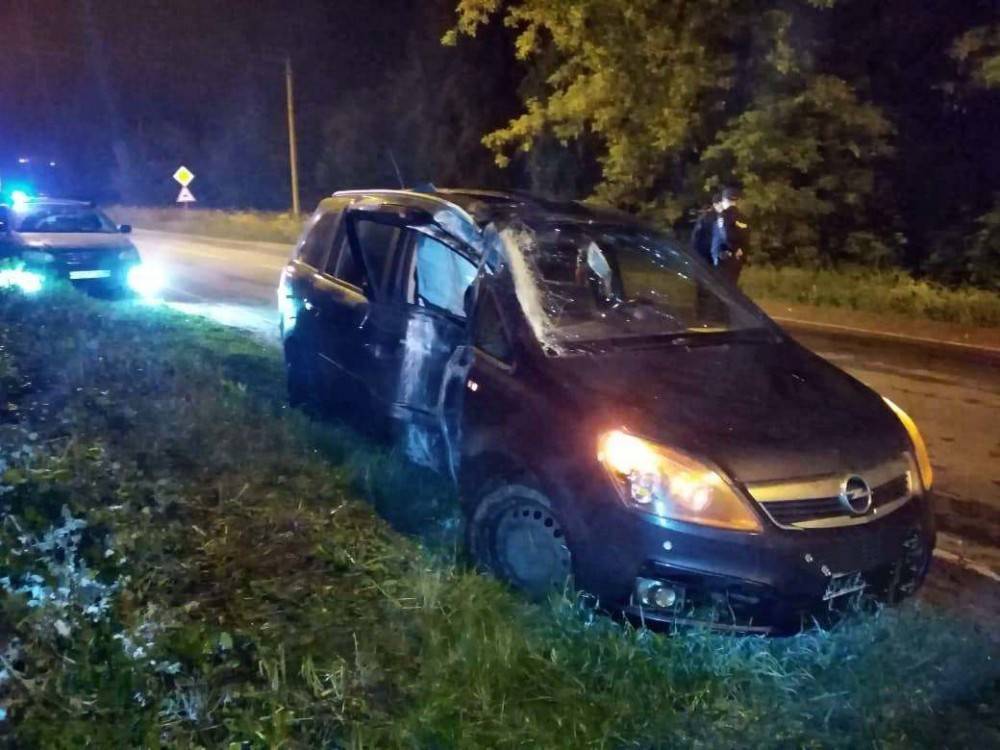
top-left (823, 571), bottom-right (867, 601)
top-left (69, 269), bottom-right (112, 280)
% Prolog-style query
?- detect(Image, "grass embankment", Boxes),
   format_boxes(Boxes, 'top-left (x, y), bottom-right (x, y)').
top-left (106, 206), bottom-right (302, 245)
top-left (743, 265), bottom-right (1000, 328)
top-left (2, 288), bottom-right (997, 748)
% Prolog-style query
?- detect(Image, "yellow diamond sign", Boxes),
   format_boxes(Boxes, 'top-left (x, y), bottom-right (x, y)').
top-left (172, 166), bottom-right (195, 187)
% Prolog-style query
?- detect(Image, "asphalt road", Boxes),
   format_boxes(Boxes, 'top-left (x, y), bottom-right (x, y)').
top-left (132, 228), bottom-right (1000, 604)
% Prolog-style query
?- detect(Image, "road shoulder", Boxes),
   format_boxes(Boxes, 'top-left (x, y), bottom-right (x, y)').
top-left (758, 299), bottom-right (1000, 353)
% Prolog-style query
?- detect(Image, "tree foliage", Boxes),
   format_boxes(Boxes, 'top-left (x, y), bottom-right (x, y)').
top-left (938, 25), bottom-right (1000, 288)
top-left (698, 76), bottom-right (894, 265)
top-left (952, 25), bottom-right (1000, 89)
top-left (450, 0), bottom-right (898, 265)
top-left (317, 0), bottom-right (517, 194)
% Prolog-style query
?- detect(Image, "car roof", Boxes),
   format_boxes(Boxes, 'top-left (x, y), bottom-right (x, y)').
top-left (10, 198), bottom-right (94, 209)
top-left (329, 187), bottom-right (643, 231)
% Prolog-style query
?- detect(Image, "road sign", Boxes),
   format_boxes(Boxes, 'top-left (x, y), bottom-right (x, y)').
top-left (173, 166), bottom-right (195, 187)
top-left (176, 186), bottom-right (196, 203)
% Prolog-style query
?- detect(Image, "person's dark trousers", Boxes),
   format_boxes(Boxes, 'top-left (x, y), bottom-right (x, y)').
top-left (719, 256), bottom-right (743, 286)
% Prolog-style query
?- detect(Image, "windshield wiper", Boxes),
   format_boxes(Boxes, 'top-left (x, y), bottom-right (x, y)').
top-left (578, 328), bottom-right (778, 352)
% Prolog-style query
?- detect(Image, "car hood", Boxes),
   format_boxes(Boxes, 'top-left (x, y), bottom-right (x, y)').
top-left (541, 337), bottom-right (908, 484)
top-left (14, 232), bottom-right (134, 252)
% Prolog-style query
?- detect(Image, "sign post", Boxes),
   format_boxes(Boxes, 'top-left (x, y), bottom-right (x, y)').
top-left (173, 166), bottom-right (196, 207)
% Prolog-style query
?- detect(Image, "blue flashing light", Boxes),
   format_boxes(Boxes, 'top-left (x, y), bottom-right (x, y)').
top-left (10, 190), bottom-right (31, 206)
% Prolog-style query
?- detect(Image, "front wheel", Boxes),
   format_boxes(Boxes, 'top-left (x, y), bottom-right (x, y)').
top-left (467, 483), bottom-right (573, 600)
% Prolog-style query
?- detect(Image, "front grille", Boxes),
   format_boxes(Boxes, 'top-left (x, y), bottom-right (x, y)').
top-left (873, 475), bottom-right (910, 507)
top-left (748, 454), bottom-right (916, 530)
top-left (59, 250), bottom-right (103, 265)
top-left (761, 497), bottom-right (844, 526)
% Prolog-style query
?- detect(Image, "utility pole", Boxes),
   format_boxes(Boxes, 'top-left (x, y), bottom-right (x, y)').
top-left (284, 55), bottom-right (300, 215)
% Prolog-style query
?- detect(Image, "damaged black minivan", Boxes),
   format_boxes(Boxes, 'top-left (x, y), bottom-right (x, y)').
top-left (278, 188), bottom-right (936, 633)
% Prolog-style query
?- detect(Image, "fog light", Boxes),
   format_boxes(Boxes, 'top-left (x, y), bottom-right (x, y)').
top-left (635, 577), bottom-right (682, 610)
top-left (126, 263), bottom-right (165, 299)
top-left (652, 586), bottom-right (677, 609)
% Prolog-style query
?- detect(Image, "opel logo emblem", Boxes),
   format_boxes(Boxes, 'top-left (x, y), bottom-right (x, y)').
top-left (839, 475), bottom-right (873, 515)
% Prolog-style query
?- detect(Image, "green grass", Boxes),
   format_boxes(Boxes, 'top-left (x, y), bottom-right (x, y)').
top-left (1, 286), bottom-right (998, 748)
top-left (743, 265), bottom-right (1000, 328)
top-left (106, 205), bottom-right (304, 244)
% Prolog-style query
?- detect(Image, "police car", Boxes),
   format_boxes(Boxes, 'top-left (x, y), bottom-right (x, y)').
top-left (0, 197), bottom-right (161, 297)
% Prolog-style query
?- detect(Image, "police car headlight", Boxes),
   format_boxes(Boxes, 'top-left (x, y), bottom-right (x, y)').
top-left (126, 263), bottom-right (166, 299)
top-left (883, 397), bottom-right (933, 491)
top-left (598, 430), bottom-right (761, 532)
top-left (0, 268), bottom-right (44, 294)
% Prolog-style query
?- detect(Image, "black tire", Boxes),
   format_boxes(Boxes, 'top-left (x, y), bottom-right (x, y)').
top-left (467, 482), bottom-right (573, 600)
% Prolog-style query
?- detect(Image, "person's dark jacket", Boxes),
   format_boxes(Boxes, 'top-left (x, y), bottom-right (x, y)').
top-left (710, 206), bottom-right (750, 266)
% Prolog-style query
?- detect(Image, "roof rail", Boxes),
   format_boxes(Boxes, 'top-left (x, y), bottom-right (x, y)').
top-left (330, 188), bottom-right (478, 229)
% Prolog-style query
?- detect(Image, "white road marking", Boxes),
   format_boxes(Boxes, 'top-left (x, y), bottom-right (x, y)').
top-left (933, 548), bottom-right (1000, 583)
top-left (933, 532), bottom-right (1000, 583)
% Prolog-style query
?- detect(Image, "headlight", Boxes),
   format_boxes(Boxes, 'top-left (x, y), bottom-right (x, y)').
top-left (597, 430), bottom-right (761, 532)
top-left (882, 397), bottom-right (933, 491)
top-left (126, 263), bottom-right (166, 299)
top-left (0, 268), bottom-right (44, 294)
top-left (22, 249), bottom-right (55, 264)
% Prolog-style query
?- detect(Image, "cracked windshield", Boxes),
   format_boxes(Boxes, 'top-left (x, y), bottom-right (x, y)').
top-left (525, 224), bottom-right (763, 343)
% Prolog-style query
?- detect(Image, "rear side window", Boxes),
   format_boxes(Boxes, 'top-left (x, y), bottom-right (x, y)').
top-left (352, 218), bottom-right (401, 295)
top-left (298, 212), bottom-right (339, 268)
top-left (325, 229), bottom-right (369, 294)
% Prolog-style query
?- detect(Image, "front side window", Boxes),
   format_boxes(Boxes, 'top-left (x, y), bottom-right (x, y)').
top-left (14, 205), bottom-right (118, 234)
top-left (409, 232), bottom-right (478, 319)
top-left (510, 222), bottom-right (765, 346)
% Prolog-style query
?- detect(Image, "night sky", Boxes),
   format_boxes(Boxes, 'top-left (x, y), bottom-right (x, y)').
top-left (1, 0), bottom-right (454, 202)
top-left (1, 0), bottom-right (997, 242)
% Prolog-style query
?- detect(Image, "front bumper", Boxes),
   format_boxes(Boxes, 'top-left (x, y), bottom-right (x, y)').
top-left (28, 261), bottom-right (135, 292)
top-left (571, 490), bottom-right (935, 633)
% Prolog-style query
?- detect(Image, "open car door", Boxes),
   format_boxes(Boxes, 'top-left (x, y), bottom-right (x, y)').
top-left (342, 203), bottom-right (483, 479)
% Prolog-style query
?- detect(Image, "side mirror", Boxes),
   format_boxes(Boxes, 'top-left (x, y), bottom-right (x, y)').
top-left (118, 224), bottom-right (132, 234)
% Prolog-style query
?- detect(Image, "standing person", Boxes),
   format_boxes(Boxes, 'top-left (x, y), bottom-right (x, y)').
top-left (710, 186), bottom-right (750, 285)
top-left (690, 193), bottom-right (724, 266)
top-left (691, 192), bottom-right (726, 322)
